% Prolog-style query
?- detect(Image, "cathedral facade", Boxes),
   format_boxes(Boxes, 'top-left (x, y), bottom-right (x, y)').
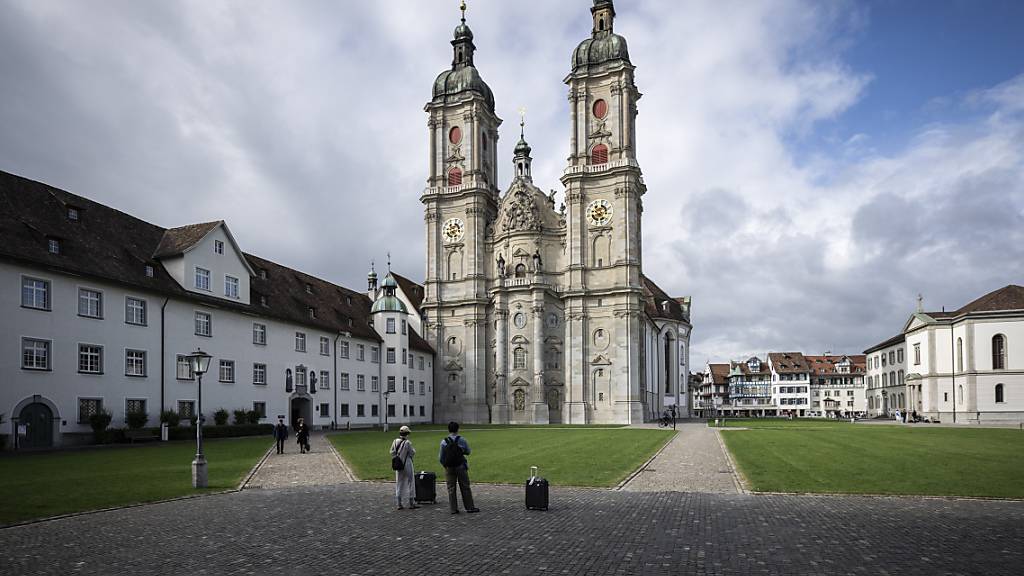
top-left (421, 1), bottom-right (691, 425)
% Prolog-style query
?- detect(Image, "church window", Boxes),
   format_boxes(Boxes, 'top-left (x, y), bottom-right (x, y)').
top-left (448, 167), bottom-right (463, 186)
top-left (590, 144), bottom-right (608, 165)
top-left (593, 99), bottom-right (608, 119)
top-left (599, 18), bottom-right (606, 31)
top-left (514, 264), bottom-right (526, 278)
top-left (992, 334), bottom-right (1006, 370)
top-left (995, 383), bottom-right (1004, 403)
top-left (513, 347), bottom-right (527, 370)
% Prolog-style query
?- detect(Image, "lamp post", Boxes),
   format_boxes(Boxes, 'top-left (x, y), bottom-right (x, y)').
top-left (383, 390), bottom-right (391, 433)
top-left (186, 348), bottom-right (213, 488)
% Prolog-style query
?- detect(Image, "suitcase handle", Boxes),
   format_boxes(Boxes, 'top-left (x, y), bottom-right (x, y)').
top-left (530, 466), bottom-right (538, 480)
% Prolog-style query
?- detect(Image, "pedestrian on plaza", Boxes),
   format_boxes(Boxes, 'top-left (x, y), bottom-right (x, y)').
top-left (296, 417), bottom-right (310, 454)
top-left (390, 425), bottom-right (419, 510)
top-left (439, 421), bottom-right (479, 514)
top-left (273, 417), bottom-right (288, 454)
top-left (912, 410), bottom-right (918, 423)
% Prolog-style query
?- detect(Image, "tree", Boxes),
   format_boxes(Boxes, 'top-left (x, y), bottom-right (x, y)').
top-left (214, 408), bottom-right (229, 426)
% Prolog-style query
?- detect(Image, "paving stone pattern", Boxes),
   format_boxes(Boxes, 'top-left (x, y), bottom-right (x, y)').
top-left (245, 431), bottom-right (352, 489)
top-left (622, 422), bottom-right (739, 493)
top-left (2, 482), bottom-right (1021, 576)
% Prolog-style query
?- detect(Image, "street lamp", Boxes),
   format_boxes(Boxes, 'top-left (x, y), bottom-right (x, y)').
top-left (186, 348), bottom-right (213, 488)
top-left (383, 390), bottom-right (391, 433)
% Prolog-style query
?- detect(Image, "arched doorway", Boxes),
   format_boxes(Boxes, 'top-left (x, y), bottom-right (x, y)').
top-left (290, 397), bottom-right (312, 431)
top-left (547, 388), bottom-right (562, 424)
top-left (19, 402), bottom-right (54, 449)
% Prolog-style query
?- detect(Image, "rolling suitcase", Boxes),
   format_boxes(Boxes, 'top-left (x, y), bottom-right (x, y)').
top-left (415, 471), bottom-right (437, 504)
top-left (526, 466), bottom-right (549, 511)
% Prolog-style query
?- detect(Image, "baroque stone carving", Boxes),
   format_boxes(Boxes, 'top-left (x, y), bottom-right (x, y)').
top-left (497, 184), bottom-right (542, 233)
top-left (513, 389), bottom-right (526, 411)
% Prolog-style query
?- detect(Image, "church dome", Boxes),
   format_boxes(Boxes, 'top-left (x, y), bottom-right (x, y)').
top-left (371, 295), bottom-right (408, 314)
top-left (572, 33), bottom-right (630, 71)
top-left (432, 66), bottom-right (495, 111)
top-left (454, 22), bottom-right (474, 42)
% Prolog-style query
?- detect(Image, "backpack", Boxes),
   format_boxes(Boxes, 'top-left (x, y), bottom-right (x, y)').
top-left (391, 440), bottom-right (406, 471)
top-left (442, 436), bottom-right (465, 468)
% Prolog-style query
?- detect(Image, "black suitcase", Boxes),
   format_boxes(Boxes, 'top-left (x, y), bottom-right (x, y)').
top-left (526, 466), bottom-right (549, 511)
top-left (415, 471), bottom-right (436, 504)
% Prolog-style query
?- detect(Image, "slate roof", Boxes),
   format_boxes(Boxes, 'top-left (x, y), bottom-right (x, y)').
top-left (153, 222), bottom-right (222, 259)
top-left (642, 276), bottom-right (690, 323)
top-left (0, 169), bottom-right (437, 352)
top-left (864, 333), bottom-right (905, 355)
top-left (391, 272), bottom-right (425, 313)
top-left (767, 352), bottom-right (809, 374)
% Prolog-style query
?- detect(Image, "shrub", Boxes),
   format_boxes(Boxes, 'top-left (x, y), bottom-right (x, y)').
top-left (160, 410), bottom-right (181, 427)
top-left (167, 423), bottom-right (274, 441)
top-left (126, 410), bottom-right (149, 430)
top-left (246, 410), bottom-right (260, 425)
top-left (89, 410), bottom-right (113, 443)
top-left (233, 409), bottom-right (248, 425)
top-left (214, 408), bottom-right (229, 426)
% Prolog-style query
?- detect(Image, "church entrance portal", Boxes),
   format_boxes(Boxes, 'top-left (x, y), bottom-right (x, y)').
top-left (19, 402), bottom-right (54, 449)
top-left (290, 397), bottom-right (312, 431)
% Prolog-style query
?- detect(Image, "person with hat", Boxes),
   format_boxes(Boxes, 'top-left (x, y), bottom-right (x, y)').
top-left (390, 425), bottom-right (418, 510)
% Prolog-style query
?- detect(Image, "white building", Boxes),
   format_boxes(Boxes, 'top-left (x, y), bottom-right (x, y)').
top-left (806, 355), bottom-right (867, 417)
top-left (903, 286), bottom-right (1024, 423)
top-left (863, 335), bottom-right (906, 417)
top-left (767, 352), bottom-right (811, 417)
top-left (1, 170), bottom-right (434, 449)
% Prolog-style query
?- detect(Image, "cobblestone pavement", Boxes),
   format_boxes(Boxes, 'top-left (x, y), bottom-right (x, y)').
top-left (245, 431), bottom-right (352, 489)
top-left (2, 483), bottom-right (1021, 575)
top-left (622, 421), bottom-right (740, 493)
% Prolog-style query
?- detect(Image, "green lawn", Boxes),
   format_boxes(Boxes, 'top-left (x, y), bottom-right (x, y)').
top-left (329, 427), bottom-right (673, 487)
top-left (720, 419), bottom-right (1024, 498)
top-left (0, 437), bottom-right (271, 525)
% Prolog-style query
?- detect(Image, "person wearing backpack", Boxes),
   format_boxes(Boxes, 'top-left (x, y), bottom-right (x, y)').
top-left (438, 421), bottom-right (479, 514)
top-left (390, 426), bottom-right (418, 510)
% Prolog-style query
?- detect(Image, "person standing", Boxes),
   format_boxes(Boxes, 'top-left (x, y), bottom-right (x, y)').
top-left (273, 417), bottom-right (288, 454)
top-left (296, 417), bottom-right (310, 454)
top-left (439, 421), bottom-right (479, 514)
top-left (390, 426), bottom-right (419, 510)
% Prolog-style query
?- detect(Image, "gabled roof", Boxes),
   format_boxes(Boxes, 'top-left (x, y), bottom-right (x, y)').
top-left (767, 352), bottom-right (809, 374)
top-left (0, 169), bottom-right (398, 347)
top-left (408, 326), bottom-right (435, 355)
top-left (955, 285), bottom-right (1024, 314)
top-left (153, 221), bottom-right (221, 258)
top-left (642, 275), bottom-right (690, 323)
top-left (864, 333), bottom-right (904, 355)
top-left (707, 363), bottom-right (730, 384)
top-left (391, 272), bottom-right (425, 312)
top-left (804, 354), bottom-right (867, 376)
top-left (729, 357), bottom-right (770, 377)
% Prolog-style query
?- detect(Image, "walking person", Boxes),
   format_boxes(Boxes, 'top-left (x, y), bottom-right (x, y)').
top-left (439, 421), bottom-right (479, 514)
top-left (295, 417), bottom-right (310, 454)
top-left (390, 426), bottom-right (419, 510)
top-left (274, 417), bottom-right (288, 454)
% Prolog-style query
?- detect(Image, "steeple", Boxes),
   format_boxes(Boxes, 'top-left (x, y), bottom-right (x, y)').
top-left (452, 0), bottom-right (475, 69)
top-left (592, 0), bottom-right (615, 35)
top-left (513, 107), bottom-right (533, 181)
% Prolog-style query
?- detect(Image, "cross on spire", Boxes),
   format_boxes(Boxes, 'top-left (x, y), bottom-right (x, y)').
top-left (917, 293), bottom-right (924, 313)
top-left (387, 252), bottom-right (392, 271)
top-left (518, 106), bottom-right (527, 138)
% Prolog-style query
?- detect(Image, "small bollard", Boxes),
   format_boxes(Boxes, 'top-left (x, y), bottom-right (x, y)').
top-left (714, 418), bottom-right (720, 427)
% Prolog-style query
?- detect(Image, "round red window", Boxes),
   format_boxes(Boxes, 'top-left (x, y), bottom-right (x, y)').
top-left (449, 126), bottom-right (463, 145)
top-left (593, 99), bottom-right (608, 119)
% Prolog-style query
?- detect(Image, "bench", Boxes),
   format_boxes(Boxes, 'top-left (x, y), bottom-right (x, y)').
top-left (126, 429), bottom-right (160, 444)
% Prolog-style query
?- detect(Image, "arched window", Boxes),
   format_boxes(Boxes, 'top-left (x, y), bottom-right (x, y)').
top-left (599, 18), bottom-right (605, 31)
top-left (447, 167), bottom-right (463, 186)
top-left (590, 144), bottom-right (608, 165)
top-left (513, 347), bottom-right (527, 370)
top-left (995, 383), bottom-right (1004, 403)
top-left (514, 263), bottom-right (526, 278)
top-left (958, 385), bottom-right (963, 404)
top-left (956, 337), bottom-right (963, 372)
top-left (992, 334), bottom-right (1006, 369)
top-left (898, 369), bottom-right (904, 385)
top-left (882, 373), bottom-right (888, 387)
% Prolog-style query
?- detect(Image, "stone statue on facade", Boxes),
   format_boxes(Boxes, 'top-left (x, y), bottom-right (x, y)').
top-left (497, 254), bottom-right (506, 277)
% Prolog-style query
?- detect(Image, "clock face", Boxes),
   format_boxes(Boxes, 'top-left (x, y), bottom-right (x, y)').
top-left (586, 199), bottom-right (612, 226)
top-left (442, 218), bottom-right (465, 242)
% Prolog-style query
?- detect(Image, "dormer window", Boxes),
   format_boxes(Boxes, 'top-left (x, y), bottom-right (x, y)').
top-left (214, 240), bottom-right (224, 255)
top-left (47, 237), bottom-right (61, 254)
top-left (259, 269), bottom-right (267, 280)
top-left (305, 283), bottom-right (313, 294)
top-left (67, 207), bottom-right (80, 221)
top-left (308, 307), bottom-right (316, 319)
top-left (260, 295), bottom-right (268, 307)
top-left (145, 265), bottom-right (154, 278)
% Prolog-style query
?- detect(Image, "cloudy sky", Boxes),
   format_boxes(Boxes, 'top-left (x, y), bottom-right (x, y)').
top-left (2, 0), bottom-right (1023, 365)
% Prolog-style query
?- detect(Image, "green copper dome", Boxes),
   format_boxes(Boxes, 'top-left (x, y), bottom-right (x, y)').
top-left (371, 295), bottom-right (408, 314)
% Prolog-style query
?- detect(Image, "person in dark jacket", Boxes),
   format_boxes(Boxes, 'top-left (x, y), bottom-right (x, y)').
top-left (439, 421), bottom-right (479, 514)
top-left (273, 417), bottom-right (288, 454)
top-left (295, 418), bottom-right (310, 454)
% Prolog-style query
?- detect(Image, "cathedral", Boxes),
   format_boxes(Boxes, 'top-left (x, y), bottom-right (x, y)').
top-left (421, 0), bottom-right (692, 424)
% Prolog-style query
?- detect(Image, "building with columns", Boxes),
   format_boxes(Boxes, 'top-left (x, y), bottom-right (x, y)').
top-left (420, 1), bottom-right (692, 424)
